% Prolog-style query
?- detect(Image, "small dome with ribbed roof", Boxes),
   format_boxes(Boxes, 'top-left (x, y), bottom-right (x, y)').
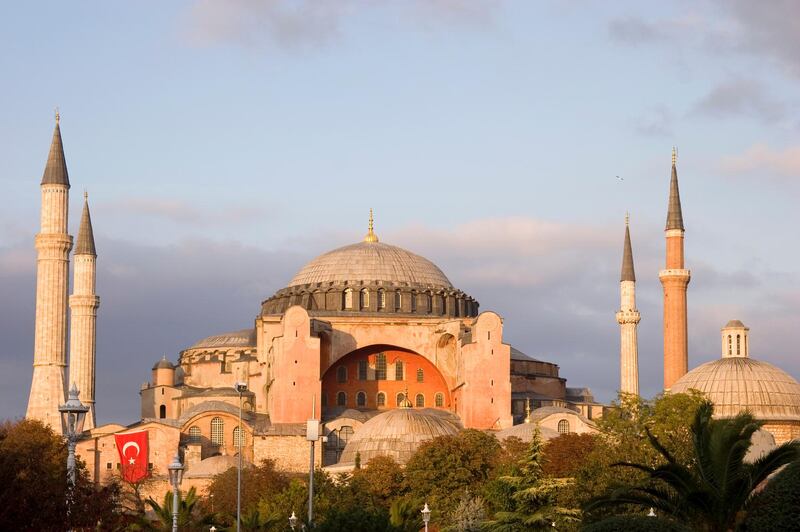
top-left (339, 408), bottom-right (462, 465)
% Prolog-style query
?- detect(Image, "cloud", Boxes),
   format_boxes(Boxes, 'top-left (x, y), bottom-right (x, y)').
top-left (719, 0), bottom-right (800, 77)
top-left (719, 143), bottom-right (800, 179)
top-left (693, 79), bottom-right (785, 122)
top-left (97, 196), bottom-right (262, 226)
top-left (608, 17), bottom-right (667, 45)
top-left (634, 105), bottom-right (673, 137)
top-left (182, 0), bottom-right (501, 50)
top-left (3, 215), bottom-right (799, 424)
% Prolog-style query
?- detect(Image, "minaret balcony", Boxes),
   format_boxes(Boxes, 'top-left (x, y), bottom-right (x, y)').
top-left (616, 310), bottom-right (640, 324)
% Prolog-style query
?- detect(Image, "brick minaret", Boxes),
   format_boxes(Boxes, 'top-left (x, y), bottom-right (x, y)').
top-left (68, 193), bottom-right (99, 429)
top-left (659, 148), bottom-right (691, 390)
top-left (616, 214), bottom-right (640, 395)
top-left (26, 112), bottom-right (73, 429)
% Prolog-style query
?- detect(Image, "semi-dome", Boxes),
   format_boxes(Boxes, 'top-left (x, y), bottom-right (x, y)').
top-left (339, 408), bottom-right (462, 465)
top-left (671, 321), bottom-right (800, 422)
top-left (288, 241), bottom-right (453, 289)
top-left (187, 329), bottom-right (256, 350)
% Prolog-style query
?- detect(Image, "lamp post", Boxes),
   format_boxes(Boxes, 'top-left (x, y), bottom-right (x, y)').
top-left (234, 381), bottom-right (247, 532)
top-left (168, 453), bottom-right (184, 532)
top-left (647, 507), bottom-right (656, 517)
top-left (306, 396), bottom-right (320, 527)
top-left (421, 502), bottom-right (431, 532)
top-left (59, 383), bottom-right (89, 521)
top-left (289, 511), bottom-right (298, 530)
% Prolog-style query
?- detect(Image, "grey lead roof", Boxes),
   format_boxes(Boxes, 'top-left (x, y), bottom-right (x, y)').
top-left (75, 198), bottom-right (96, 256)
top-left (41, 122), bottom-right (70, 187)
top-left (620, 222), bottom-right (635, 282)
top-left (665, 163), bottom-right (684, 230)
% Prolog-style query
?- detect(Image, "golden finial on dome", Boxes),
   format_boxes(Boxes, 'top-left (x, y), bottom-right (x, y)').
top-left (399, 387), bottom-right (412, 409)
top-left (672, 146), bottom-right (677, 166)
top-left (364, 208), bottom-right (379, 243)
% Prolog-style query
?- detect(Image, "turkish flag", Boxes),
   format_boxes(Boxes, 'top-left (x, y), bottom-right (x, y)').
top-left (115, 430), bottom-right (149, 483)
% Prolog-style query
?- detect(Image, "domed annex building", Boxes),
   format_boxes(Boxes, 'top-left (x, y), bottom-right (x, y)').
top-left (10, 105), bottom-right (597, 490)
top-left (671, 321), bottom-right (800, 444)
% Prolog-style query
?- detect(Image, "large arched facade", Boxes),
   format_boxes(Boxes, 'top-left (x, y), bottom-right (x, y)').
top-left (320, 344), bottom-right (451, 415)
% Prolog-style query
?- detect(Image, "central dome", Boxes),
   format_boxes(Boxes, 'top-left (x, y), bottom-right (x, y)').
top-left (288, 241), bottom-right (453, 289)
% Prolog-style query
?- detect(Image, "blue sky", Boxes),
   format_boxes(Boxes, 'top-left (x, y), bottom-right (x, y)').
top-left (2, 1), bottom-right (800, 424)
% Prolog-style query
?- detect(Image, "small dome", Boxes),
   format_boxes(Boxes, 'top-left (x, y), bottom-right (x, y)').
top-left (670, 358), bottom-right (800, 421)
top-left (724, 319), bottom-right (747, 328)
top-left (188, 329), bottom-right (256, 350)
top-left (496, 423), bottom-right (560, 442)
top-left (339, 408), bottom-right (462, 465)
top-left (152, 357), bottom-right (174, 370)
top-left (184, 455), bottom-right (250, 479)
top-left (288, 241), bottom-right (453, 289)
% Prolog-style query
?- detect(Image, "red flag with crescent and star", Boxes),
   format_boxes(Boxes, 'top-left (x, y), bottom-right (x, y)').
top-left (114, 430), bottom-right (149, 483)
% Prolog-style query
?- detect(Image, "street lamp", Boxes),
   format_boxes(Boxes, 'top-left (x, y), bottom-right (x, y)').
top-left (421, 502), bottom-right (431, 532)
top-left (235, 381), bottom-right (248, 532)
top-left (168, 453), bottom-right (184, 532)
top-left (647, 507), bottom-right (657, 517)
top-left (59, 382), bottom-right (89, 522)
top-left (289, 511), bottom-right (298, 530)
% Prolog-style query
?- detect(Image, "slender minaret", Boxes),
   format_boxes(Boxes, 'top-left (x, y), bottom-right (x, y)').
top-left (616, 214), bottom-right (640, 395)
top-left (68, 192), bottom-right (99, 429)
top-left (659, 148), bottom-right (691, 390)
top-left (27, 111), bottom-right (73, 429)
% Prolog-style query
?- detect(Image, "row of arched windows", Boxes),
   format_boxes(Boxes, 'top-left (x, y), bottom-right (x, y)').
top-left (334, 360), bottom-right (424, 383)
top-left (341, 288), bottom-right (451, 313)
top-left (187, 418), bottom-right (247, 448)
top-left (726, 333), bottom-right (746, 356)
top-left (332, 391), bottom-right (444, 408)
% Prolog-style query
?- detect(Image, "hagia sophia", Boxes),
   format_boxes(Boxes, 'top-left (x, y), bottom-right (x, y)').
top-left (23, 116), bottom-right (800, 491)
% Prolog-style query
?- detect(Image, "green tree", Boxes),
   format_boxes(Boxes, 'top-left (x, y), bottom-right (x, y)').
top-left (204, 458), bottom-right (290, 526)
top-left (145, 486), bottom-right (211, 530)
top-left (484, 428), bottom-right (579, 531)
top-left (584, 401), bottom-right (800, 532)
top-left (542, 433), bottom-right (598, 478)
top-left (0, 419), bottom-right (123, 530)
top-left (404, 429), bottom-right (502, 515)
top-left (741, 459), bottom-right (800, 531)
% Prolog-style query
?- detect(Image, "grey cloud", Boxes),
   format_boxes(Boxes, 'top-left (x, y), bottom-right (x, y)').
top-left (693, 79), bottom-right (786, 122)
top-left (608, 17), bottom-right (666, 45)
top-left (3, 216), bottom-right (799, 424)
top-left (96, 196), bottom-right (264, 226)
top-left (183, 0), bottom-right (502, 50)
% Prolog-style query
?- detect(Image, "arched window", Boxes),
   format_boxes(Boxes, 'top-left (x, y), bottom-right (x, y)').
top-left (338, 426), bottom-right (354, 449)
top-left (358, 360), bottom-right (368, 380)
top-left (395, 360), bottom-right (404, 381)
top-left (211, 417), bottom-right (224, 445)
top-left (360, 288), bottom-right (369, 310)
top-left (343, 288), bottom-right (353, 310)
top-left (378, 289), bottom-right (386, 310)
top-left (396, 393), bottom-right (405, 407)
top-left (337, 366), bottom-right (347, 383)
top-left (426, 292), bottom-right (433, 313)
top-left (435, 393), bottom-right (444, 408)
top-left (557, 419), bottom-right (570, 434)
top-left (415, 394), bottom-right (425, 408)
top-left (377, 392), bottom-right (386, 407)
top-left (233, 426), bottom-right (245, 449)
top-left (337, 391), bottom-right (347, 407)
top-left (736, 334), bottom-right (741, 355)
top-left (159, 404), bottom-right (166, 419)
top-left (728, 335), bottom-right (732, 355)
top-left (188, 426), bottom-right (201, 443)
top-left (356, 391), bottom-right (366, 407)
top-left (375, 353), bottom-right (387, 380)
top-left (417, 368), bottom-right (424, 383)
top-left (411, 291), bottom-right (417, 312)
top-left (440, 294), bottom-right (447, 315)
top-left (394, 291), bottom-right (402, 311)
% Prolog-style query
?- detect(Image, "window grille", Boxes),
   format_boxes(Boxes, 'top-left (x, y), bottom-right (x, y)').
top-left (360, 289), bottom-right (369, 309)
top-left (337, 391), bottom-right (347, 406)
top-left (358, 360), bottom-right (368, 381)
top-left (233, 426), bottom-right (245, 448)
top-left (375, 353), bottom-right (387, 380)
top-left (357, 391), bottom-right (366, 407)
top-left (211, 417), bottom-right (224, 445)
top-left (395, 360), bottom-right (404, 381)
top-left (415, 394), bottom-right (425, 408)
top-left (558, 419), bottom-right (570, 434)
top-left (377, 392), bottom-right (386, 407)
top-left (417, 368), bottom-right (424, 383)
top-left (435, 393), bottom-right (444, 408)
top-left (188, 426), bottom-right (201, 443)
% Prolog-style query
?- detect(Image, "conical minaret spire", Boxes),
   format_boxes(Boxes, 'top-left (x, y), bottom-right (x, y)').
top-left (616, 214), bottom-right (640, 396)
top-left (27, 112), bottom-right (74, 430)
top-left (659, 147), bottom-right (691, 390)
top-left (68, 193), bottom-right (100, 429)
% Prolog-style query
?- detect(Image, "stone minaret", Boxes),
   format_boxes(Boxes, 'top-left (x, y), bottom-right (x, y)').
top-left (616, 214), bottom-right (640, 396)
top-left (659, 148), bottom-right (691, 390)
top-left (26, 112), bottom-right (73, 429)
top-left (68, 193), bottom-right (99, 429)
